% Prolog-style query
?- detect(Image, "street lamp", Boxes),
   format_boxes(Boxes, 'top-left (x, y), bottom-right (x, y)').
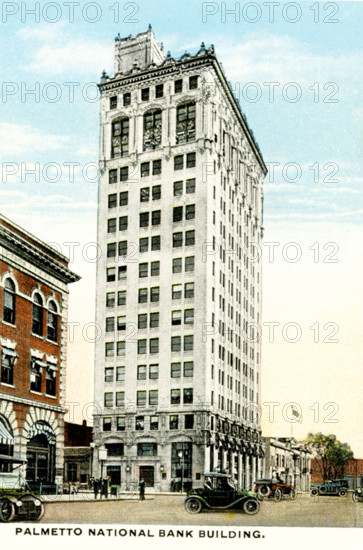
top-left (178, 450), bottom-right (184, 494)
top-left (99, 447), bottom-right (107, 498)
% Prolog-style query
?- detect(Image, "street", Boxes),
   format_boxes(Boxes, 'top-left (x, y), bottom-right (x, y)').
top-left (40, 493), bottom-right (363, 527)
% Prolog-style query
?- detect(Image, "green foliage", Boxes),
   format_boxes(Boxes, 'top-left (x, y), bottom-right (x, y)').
top-left (306, 432), bottom-right (354, 481)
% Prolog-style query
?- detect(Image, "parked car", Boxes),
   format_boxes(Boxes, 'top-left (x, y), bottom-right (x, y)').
top-left (254, 478), bottom-right (296, 501)
top-left (184, 472), bottom-right (260, 515)
top-left (310, 479), bottom-right (349, 497)
top-left (352, 488), bottom-right (363, 502)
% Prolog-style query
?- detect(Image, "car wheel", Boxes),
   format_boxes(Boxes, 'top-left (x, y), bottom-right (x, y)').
top-left (185, 498), bottom-right (202, 514)
top-left (352, 492), bottom-right (359, 502)
top-left (273, 489), bottom-right (282, 502)
top-left (258, 485), bottom-right (271, 498)
top-left (243, 498), bottom-right (260, 515)
top-left (339, 489), bottom-right (347, 497)
top-left (310, 488), bottom-right (318, 496)
top-left (289, 489), bottom-right (296, 500)
top-left (0, 499), bottom-right (15, 523)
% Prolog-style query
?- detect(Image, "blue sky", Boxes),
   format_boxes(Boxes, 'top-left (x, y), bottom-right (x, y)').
top-left (0, 1), bottom-right (362, 452)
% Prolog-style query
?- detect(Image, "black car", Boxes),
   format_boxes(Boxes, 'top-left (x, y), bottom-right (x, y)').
top-left (310, 478), bottom-right (349, 497)
top-left (184, 472), bottom-right (260, 515)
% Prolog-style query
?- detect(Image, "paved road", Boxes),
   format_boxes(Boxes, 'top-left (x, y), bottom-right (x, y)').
top-left (40, 493), bottom-right (363, 527)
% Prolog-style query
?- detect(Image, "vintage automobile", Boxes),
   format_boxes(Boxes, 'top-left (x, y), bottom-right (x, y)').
top-left (253, 478), bottom-right (296, 501)
top-left (310, 478), bottom-right (349, 497)
top-left (184, 472), bottom-right (260, 515)
top-left (0, 454), bottom-right (45, 522)
top-left (352, 488), bottom-right (363, 502)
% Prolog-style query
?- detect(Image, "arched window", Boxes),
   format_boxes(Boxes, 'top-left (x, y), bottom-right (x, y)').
top-left (3, 278), bottom-right (16, 324)
top-left (47, 301), bottom-right (58, 343)
top-left (176, 102), bottom-right (196, 144)
top-left (143, 109), bottom-right (162, 151)
top-left (111, 117), bottom-right (129, 158)
top-left (32, 293), bottom-right (43, 336)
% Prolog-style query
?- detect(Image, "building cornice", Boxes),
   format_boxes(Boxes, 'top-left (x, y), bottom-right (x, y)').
top-left (0, 392), bottom-right (66, 413)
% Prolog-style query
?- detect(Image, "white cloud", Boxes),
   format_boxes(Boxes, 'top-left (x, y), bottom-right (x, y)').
top-left (0, 123), bottom-right (68, 156)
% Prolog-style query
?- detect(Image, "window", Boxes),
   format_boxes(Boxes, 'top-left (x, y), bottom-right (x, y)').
top-left (137, 365), bottom-right (147, 380)
top-left (119, 216), bottom-right (128, 231)
top-left (173, 181), bottom-right (183, 196)
top-left (171, 336), bottom-right (181, 352)
top-left (189, 75), bottom-right (198, 90)
top-left (137, 391), bottom-right (147, 406)
top-left (140, 212), bottom-right (149, 227)
top-left (172, 284), bottom-right (182, 300)
top-left (183, 388), bottom-right (193, 404)
top-left (174, 155), bottom-right (183, 170)
top-left (47, 301), bottom-right (58, 342)
top-left (107, 268), bottom-right (116, 282)
top-left (184, 335), bottom-right (194, 351)
top-left (1, 351), bottom-right (15, 385)
top-left (118, 241), bottom-right (127, 256)
top-left (118, 266), bottom-right (127, 280)
top-left (186, 152), bottom-right (196, 168)
top-left (140, 188), bottom-right (150, 203)
top-left (185, 204), bottom-right (195, 220)
top-left (108, 218), bottom-right (116, 233)
top-left (152, 210), bottom-right (161, 226)
top-left (150, 261), bottom-right (160, 276)
top-left (184, 361), bottom-right (194, 377)
top-left (138, 288), bottom-right (148, 303)
top-left (170, 415), bottom-right (178, 429)
top-left (150, 416), bottom-right (159, 430)
top-left (184, 309), bottom-right (194, 325)
top-left (149, 364), bottom-right (158, 379)
top-left (116, 366), bottom-right (125, 381)
top-left (171, 389), bottom-right (181, 404)
top-left (171, 310), bottom-right (182, 326)
top-left (185, 230), bottom-right (195, 246)
top-left (141, 88), bottom-right (149, 101)
top-left (149, 338), bottom-right (159, 354)
top-left (149, 390), bottom-right (158, 405)
top-left (3, 279), bottom-right (16, 324)
top-left (138, 313), bottom-right (147, 329)
top-left (139, 263), bottom-right (148, 278)
top-left (117, 341), bottom-right (125, 356)
top-left (185, 256), bottom-right (195, 272)
top-left (108, 193), bottom-right (117, 208)
top-left (152, 159), bottom-right (162, 175)
top-left (117, 416), bottom-right (125, 431)
top-left (119, 191), bottom-right (128, 206)
top-left (105, 317), bottom-right (114, 332)
top-left (155, 83), bottom-right (164, 98)
top-left (118, 290), bottom-right (126, 305)
top-left (110, 96), bottom-right (117, 109)
top-left (135, 416), bottom-right (144, 430)
top-left (151, 236), bottom-right (160, 250)
top-left (109, 169), bottom-right (117, 183)
top-left (171, 362), bottom-right (181, 378)
top-left (137, 442), bottom-right (157, 456)
top-left (173, 258), bottom-right (182, 273)
top-left (104, 392), bottom-right (113, 407)
top-left (105, 342), bottom-right (114, 357)
top-left (143, 109), bottom-right (162, 150)
top-left (152, 185), bottom-right (161, 200)
top-left (173, 232), bottom-right (183, 248)
top-left (123, 92), bottom-right (131, 106)
top-left (139, 237), bottom-right (149, 252)
top-left (105, 367), bottom-right (114, 382)
top-left (176, 102), bottom-right (196, 143)
top-left (149, 312), bottom-right (159, 328)
top-left (30, 360), bottom-right (42, 392)
top-left (107, 242), bottom-right (116, 258)
top-left (103, 417), bottom-right (112, 431)
top-left (120, 166), bottom-right (129, 181)
top-left (138, 339), bottom-right (147, 355)
top-left (173, 206), bottom-right (183, 222)
top-left (186, 178), bottom-right (195, 194)
top-left (185, 414), bottom-right (194, 429)
top-left (32, 293), bottom-right (43, 335)
top-left (141, 162), bottom-right (150, 177)
top-left (116, 391), bottom-right (125, 406)
top-left (117, 316), bottom-right (126, 331)
top-left (175, 79), bottom-right (183, 93)
top-left (150, 287), bottom-right (159, 302)
top-left (106, 443), bottom-right (124, 457)
top-left (111, 117), bottom-right (129, 158)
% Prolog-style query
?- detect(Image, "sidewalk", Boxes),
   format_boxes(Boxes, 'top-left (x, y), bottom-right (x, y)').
top-left (43, 491), bottom-right (154, 503)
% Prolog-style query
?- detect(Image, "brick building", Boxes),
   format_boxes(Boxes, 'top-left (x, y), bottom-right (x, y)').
top-left (310, 457), bottom-right (363, 488)
top-left (0, 213), bottom-right (79, 492)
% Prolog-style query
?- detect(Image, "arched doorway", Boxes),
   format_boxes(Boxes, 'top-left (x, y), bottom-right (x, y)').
top-left (26, 422), bottom-right (56, 488)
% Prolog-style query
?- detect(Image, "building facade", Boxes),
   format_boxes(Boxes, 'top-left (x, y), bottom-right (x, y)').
top-left (93, 28), bottom-right (267, 491)
top-left (63, 421), bottom-right (93, 489)
top-left (263, 437), bottom-right (310, 492)
top-left (0, 214), bottom-right (79, 492)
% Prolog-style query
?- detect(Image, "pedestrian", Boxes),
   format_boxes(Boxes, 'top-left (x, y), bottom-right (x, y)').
top-left (93, 478), bottom-right (100, 500)
top-left (139, 478), bottom-right (145, 501)
top-left (102, 477), bottom-right (109, 499)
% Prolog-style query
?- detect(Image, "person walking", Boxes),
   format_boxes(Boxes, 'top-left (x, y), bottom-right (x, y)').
top-left (139, 478), bottom-right (146, 501)
top-left (93, 478), bottom-right (100, 500)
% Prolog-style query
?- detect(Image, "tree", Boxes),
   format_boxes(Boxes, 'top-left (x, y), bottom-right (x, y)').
top-left (306, 433), bottom-right (354, 481)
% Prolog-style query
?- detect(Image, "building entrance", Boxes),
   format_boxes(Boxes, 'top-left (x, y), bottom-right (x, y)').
top-left (139, 466), bottom-right (154, 487)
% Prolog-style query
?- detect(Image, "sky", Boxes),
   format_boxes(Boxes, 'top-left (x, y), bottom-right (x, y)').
top-left (0, 1), bottom-right (362, 454)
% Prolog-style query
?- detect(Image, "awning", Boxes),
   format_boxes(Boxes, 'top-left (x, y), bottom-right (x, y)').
top-left (0, 420), bottom-right (14, 445)
top-left (28, 422), bottom-right (56, 444)
top-left (1, 347), bottom-right (17, 359)
top-left (0, 454), bottom-right (26, 464)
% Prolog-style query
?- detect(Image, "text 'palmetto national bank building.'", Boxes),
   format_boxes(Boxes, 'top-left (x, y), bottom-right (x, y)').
top-left (93, 27), bottom-right (267, 491)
